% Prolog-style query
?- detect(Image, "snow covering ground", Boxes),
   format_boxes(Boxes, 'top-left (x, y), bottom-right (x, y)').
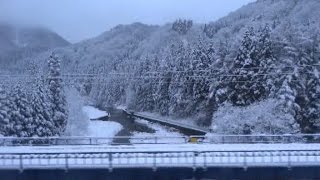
top-left (82, 106), bottom-right (109, 119)
top-left (82, 106), bottom-right (122, 142)
top-left (88, 121), bottom-right (122, 139)
top-left (131, 119), bottom-right (185, 144)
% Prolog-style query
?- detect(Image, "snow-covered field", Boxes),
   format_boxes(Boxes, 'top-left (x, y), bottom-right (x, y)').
top-left (131, 119), bottom-right (186, 144)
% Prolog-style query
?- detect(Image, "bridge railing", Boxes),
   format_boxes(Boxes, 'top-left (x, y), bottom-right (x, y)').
top-left (0, 134), bottom-right (320, 146)
top-left (200, 134), bottom-right (320, 144)
top-left (1, 149), bottom-right (320, 171)
top-left (0, 136), bottom-right (190, 146)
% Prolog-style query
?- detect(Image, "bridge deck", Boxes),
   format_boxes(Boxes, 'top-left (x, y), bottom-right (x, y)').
top-left (1, 143), bottom-right (320, 171)
top-left (124, 110), bottom-right (210, 134)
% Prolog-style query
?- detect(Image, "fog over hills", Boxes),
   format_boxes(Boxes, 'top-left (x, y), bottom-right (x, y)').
top-left (0, 22), bottom-right (70, 72)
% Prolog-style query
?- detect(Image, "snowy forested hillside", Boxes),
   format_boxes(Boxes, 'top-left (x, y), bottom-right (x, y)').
top-left (1, 0), bottom-right (320, 137)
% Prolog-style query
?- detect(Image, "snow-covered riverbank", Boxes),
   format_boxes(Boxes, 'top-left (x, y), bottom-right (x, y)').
top-left (82, 106), bottom-right (109, 119)
top-left (131, 119), bottom-right (185, 144)
top-left (82, 106), bottom-right (123, 142)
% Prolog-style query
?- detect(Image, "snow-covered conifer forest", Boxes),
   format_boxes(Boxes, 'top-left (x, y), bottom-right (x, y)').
top-left (0, 0), bottom-right (320, 137)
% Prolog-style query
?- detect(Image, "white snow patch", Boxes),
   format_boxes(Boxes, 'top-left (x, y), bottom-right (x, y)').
top-left (82, 106), bottom-right (108, 119)
top-left (82, 106), bottom-right (122, 143)
top-left (88, 121), bottom-right (123, 139)
top-left (131, 119), bottom-right (186, 144)
top-left (116, 105), bottom-right (127, 111)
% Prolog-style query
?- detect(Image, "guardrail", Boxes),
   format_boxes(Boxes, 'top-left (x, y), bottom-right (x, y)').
top-left (0, 136), bottom-right (189, 146)
top-left (1, 149), bottom-right (320, 172)
top-left (0, 134), bottom-right (320, 146)
top-left (202, 134), bottom-right (320, 144)
top-left (132, 112), bottom-right (210, 134)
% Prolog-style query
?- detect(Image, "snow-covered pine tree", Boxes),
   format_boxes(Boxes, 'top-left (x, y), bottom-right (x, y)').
top-left (89, 64), bottom-right (109, 108)
top-left (155, 72), bottom-right (171, 116)
top-left (256, 24), bottom-right (276, 98)
top-left (0, 86), bottom-right (10, 135)
top-left (102, 74), bottom-right (126, 108)
top-left (9, 84), bottom-right (34, 137)
top-left (133, 55), bottom-right (157, 112)
top-left (154, 48), bottom-right (172, 116)
top-left (192, 40), bottom-right (214, 106)
top-left (168, 42), bottom-right (191, 117)
top-left (48, 53), bottom-right (68, 135)
top-left (214, 39), bottom-right (233, 105)
top-left (228, 27), bottom-right (259, 106)
top-left (302, 33), bottom-right (320, 132)
top-left (189, 39), bottom-right (215, 125)
top-left (305, 68), bottom-right (320, 131)
top-left (279, 27), bottom-right (318, 132)
top-left (277, 76), bottom-right (300, 117)
top-left (31, 79), bottom-right (55, 137)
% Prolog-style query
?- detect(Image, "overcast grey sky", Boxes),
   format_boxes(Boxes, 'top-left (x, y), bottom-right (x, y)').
top-left (0, 0), bottom-right (255, 43)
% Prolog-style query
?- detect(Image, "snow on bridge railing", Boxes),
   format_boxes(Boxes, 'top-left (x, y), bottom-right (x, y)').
top-left (201, 134), bottom-right (320, 144)
top-left (0, 134), bottom-right (320, 146)
top-left (1, 149), bottom-right (320, 171)
top-left (0, 136), bottom-right (190, 146)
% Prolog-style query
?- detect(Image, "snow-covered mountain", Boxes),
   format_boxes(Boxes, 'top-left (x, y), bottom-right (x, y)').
top-left (0, 22), bottom-right (70, 72)
top-left (25, 0), bottom-right (319, 72)
top-left (205, 0), bottom-right (320, 38)
top-left (4, 0), bottom-right (320, 135)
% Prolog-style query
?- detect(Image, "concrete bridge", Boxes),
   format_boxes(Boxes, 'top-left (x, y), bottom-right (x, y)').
top-left (1, 145), bottom-right (320, 172)
top-left (1, 135), bottom-right (320, 179)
